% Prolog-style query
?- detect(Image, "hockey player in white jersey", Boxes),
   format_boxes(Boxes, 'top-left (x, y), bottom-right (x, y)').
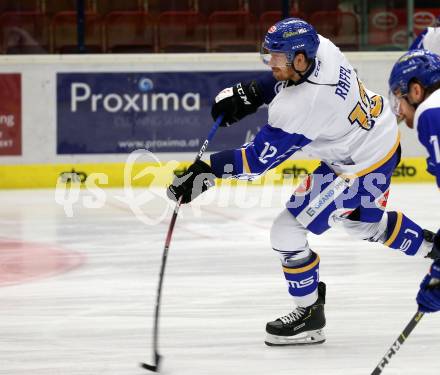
top-left (389, 50), bottom-right (440, 186)
top-left (388, 50), bottom-right (440, 314)
top-left (168, 18), bottom-right (440, 346)
top-left (410, 23), bottom-right (440, 55)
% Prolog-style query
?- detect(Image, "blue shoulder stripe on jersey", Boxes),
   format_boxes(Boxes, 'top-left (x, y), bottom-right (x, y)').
top-left (210, 124), bottom-right (312, 179)
top-left (409, 29), bottom-right (427, 50)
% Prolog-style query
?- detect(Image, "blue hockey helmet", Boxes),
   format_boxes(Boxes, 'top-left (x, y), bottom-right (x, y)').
top-left (261, 18), bottom-right (320, 66)
top-left (389, 49), bottom-right (440, 95)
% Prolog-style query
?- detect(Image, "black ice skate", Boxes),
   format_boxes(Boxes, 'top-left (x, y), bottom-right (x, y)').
top-left (265, 282), bottom-right (326, 346)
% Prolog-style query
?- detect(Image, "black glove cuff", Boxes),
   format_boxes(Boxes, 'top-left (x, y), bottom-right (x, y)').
top-left (192, 160), bottom-right (213, 174)
top-left (233, 80), bottom-right (264, 108)
top-left (246, 80), bottom-right (264, 107)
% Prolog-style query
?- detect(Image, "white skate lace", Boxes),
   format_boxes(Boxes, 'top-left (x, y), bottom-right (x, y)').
top-left (279, 307), bottom-right (307, 324)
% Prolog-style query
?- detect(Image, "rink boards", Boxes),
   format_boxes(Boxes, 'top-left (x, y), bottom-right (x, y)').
top-left (0, 157), bottom-right (434, 189)
top-left (0, 53), bottom-right (434, 189)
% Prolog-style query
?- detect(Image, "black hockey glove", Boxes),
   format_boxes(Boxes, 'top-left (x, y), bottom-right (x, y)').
top-left (211, 80), bottom-right (264, 127)
top-left (167, 160), bottom-right (215, 204)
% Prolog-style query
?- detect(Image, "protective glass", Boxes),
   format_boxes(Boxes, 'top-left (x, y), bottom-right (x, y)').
top-left (260, 45), bottom-right (290, 68)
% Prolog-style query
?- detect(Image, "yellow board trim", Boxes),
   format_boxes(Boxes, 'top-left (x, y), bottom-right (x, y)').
top-left (283, 255), bottom-right (320, 274)
top-left (384, 212), bottom-right (403, 247)
top-left (355, 133), bottom-right (401, 177)
top-left (241, 148), bottom-right (251, 174)
top-left (0, 156), bottom-right (435, 189)
top-left (0, 162), bottom-right (180, 189)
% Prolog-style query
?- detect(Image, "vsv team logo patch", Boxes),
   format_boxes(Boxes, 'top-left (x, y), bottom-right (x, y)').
top-left (294, 175), bottom-right (313, 196)
top-left (375, 189), bottom-right (390, 209)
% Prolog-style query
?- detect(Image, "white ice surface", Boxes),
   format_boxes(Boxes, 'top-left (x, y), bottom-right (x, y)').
top-left (0, 184), bottom-right (439, 375)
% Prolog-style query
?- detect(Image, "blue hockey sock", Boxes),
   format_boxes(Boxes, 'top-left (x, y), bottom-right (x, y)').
top-left (282, 251), bottom-right (320, 307)
top-left (383, 211), bottom-right (426, 256)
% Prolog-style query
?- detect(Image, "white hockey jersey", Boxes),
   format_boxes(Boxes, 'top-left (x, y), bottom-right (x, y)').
top-left (410, 27), bottom-right (440, 56)
top-left (210, 36), bottom-right (400, 179)
top-left (414, 88), bottom-right (440, 187)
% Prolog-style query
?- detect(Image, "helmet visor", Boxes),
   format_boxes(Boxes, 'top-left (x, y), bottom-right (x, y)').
top-left (260, 44), bottom-right (290, 68)
top-left (388, 89), bottom-right (406, 123)
top-left (389, 89), bottom-right (406, 116)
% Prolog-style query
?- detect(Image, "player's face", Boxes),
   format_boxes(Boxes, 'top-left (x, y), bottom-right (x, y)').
top-left (264, 52), bottom-right (290, 80)
top-left (391, 83), bottom-right (425, 129)
top-left (390, 89), bottom-right (416, 129)
top-left (398, 94), bottom-right (416, 128)
top-left (266, 52), bottom-right (288, 68)
top-left (261, 49), bottom-right (296, 81)
top-left (271, 66), bottom-right (294, 81)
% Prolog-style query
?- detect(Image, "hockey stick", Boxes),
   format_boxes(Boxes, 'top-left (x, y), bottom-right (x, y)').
top-left (370, 311), bottom-right (424, 375)
top-left (140, 115), bottom-right (223, 372)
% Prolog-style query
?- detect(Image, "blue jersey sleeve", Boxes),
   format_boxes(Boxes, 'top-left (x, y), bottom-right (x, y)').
top-left (209, 124), bottom-right (312, 180)
top-left (417, 107), bottom-right (440, 187)
top-left (255, 72), bottom-right (279, 104)
top-left (409, 29), bottom-right (427, 50)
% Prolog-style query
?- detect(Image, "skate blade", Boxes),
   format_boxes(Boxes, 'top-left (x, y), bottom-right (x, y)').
top-left (264, 329), bottom-right (326, 346)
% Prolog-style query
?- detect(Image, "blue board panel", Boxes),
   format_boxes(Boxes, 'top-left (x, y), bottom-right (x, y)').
top-left (57, 72), bottom-right (270, 154)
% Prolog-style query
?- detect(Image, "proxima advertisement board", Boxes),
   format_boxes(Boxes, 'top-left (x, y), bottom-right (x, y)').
top-left (57, 72), bottom-right (271, 154)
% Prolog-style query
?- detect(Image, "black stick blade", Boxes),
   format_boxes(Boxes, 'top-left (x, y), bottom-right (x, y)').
top-left (140, 362), bottom-right (158, 372)
top-left (141, 354), bottom-right (161, 372)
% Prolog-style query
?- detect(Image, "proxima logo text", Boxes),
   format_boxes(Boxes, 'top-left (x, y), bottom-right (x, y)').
top-left (70, 82), bottom-right (200, 113)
